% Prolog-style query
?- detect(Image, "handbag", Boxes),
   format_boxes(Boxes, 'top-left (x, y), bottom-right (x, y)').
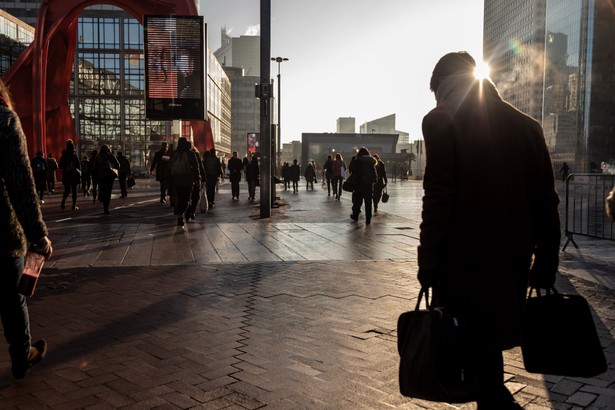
top-left (522, 287), bottom-right (607, 377)
top-left (342, 174), bottom-right (355, 192)
top-left (127, 175), bottom-right (136, 188)
top-left (381, 186), bottom-right (389, 203)
top-left (397, 288), bottom-right (479, 403)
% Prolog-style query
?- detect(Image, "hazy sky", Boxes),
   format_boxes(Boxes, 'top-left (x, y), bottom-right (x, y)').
top-left (199, 0), bottom-right (485, 143)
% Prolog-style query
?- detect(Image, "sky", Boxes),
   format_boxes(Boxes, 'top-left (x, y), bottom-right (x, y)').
top-left (199, 0), bottom-right (485, 143)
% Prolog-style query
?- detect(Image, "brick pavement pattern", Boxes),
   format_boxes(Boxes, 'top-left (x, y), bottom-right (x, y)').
top-left (0, 179), bottom-right (613, 409)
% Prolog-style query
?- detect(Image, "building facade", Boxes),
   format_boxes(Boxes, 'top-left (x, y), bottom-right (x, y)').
top-left (0, 9), bottom-right (34, 76)
top-left (223, 66), bottom-right (260, 158)
top-left (336, 117), bottom-right (355, 133)
top-left (214, 28), bottom-right (260, 77)
top-left (483, 0), bottom-right (547, 122)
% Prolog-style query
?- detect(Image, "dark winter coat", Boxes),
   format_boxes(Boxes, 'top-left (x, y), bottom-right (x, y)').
top-left (59, 148), bottom-right (81, 185)
top-left (227, 157), bottom-right (243, 182)
top-left (150, 147), bottom-right (169, 182)
top-left (348, 154), bottom-right (377, 192)
top-left (0, 106), bottom-right (48, 258)
top-left (419, 76), bottom-right (561, 350)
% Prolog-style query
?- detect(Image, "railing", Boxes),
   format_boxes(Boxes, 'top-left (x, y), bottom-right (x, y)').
top-left (562, 173), bottom-right (615, 251)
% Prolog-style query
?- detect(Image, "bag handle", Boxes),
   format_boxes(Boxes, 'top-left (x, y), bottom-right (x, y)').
top-left (415, 287), bottom-right (431, 311)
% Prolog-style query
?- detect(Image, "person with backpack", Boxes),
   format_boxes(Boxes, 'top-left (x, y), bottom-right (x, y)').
top-left (93, 145), bottom-right (119, 215)
top-left (59, 139), bottom-right (81, 211)
top-left (348, 147), bottom-right (377, 225)
top-left (204, 148), bottom-right (222, 207)
top-left (45, 153), bottom-right (58, 194)
top-left (30, 151), bottom-right (47, 204)
top-left (170, 137), bottom-right (200, 227)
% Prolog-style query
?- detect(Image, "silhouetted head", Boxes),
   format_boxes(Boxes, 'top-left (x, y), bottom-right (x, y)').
top-left (430, 51), bottom-right (476, 93)
top-left (357, 146), bottom-right (370, 156)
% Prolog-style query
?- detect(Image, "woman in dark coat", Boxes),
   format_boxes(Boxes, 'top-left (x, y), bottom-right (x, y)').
top-left (348, 147), bottom-right (377, 225)
top-left (418, 52), bottom-right (561, 409)
top-left (58, 139), bottom-right (81, 210)
top-left (93, 145), bottom-right (119, 215)
top-left (372, 154), bottom-right (387, 213)
top-left (170, 137), bottom-right (200, 227)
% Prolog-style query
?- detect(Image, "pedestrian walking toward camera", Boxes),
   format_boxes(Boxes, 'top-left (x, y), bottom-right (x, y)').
top-left (80, 156), bottom-right (91, 197)
top-left (59, 139), bottom-right (81, 211)
top-left (290, 159), bottom-right (300, 193)
top-left (0, 78), bottom-right (53, 380)
top-left (245, 153), bottom-right (260, 201)
top-left (204, 148), bottom-right (222, 207)
top-left (45, 153), bottom-right (57, 194)
top-left (330, 153), bottom-right (347, 201)
top-left (323, 155), bottom-right (334, 196)
top-left (116, 151), bottom-right (131, 198)
top-left (30, 151), bottom-right (47, 203)
top-left (150, 142), bottom-right (169, 203)
top-left (170, 137), bottom-right (200, 227)
top-left (228, 151), bottom-right (243, 200)
top-left (372, 154), bottom-right (388, 213)
top-left (349, 147), bottom-right (377, 225)
top-left (93, 144), bottom-right (119, 215)
top-left (417, 51), bottom-right (561, 409)
top-left (304, 161), bottom-right (316, 191)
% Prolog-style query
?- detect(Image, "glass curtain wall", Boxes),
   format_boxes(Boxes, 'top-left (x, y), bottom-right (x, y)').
top-left (70, 7), bottom-right (167, 172)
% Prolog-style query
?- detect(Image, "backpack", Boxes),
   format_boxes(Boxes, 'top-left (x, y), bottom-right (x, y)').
top-left (33, 158), bottom-right (46, 175)
top-left (205, 156), bottom-right (220, 175)
top-left (170, 151), bottom-right (192, 177)
top-left (65, 155), bottom-right (76, 172)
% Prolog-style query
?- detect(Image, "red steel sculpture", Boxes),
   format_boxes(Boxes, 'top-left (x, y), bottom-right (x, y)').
top-left (2, 0), bottom-right (213, 158)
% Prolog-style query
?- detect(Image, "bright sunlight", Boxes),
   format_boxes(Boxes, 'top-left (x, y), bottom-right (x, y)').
top-left (474, 61), bottom-right (491, 80)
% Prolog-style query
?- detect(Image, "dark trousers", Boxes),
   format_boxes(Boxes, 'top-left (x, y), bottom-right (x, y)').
top-left (62, 181), bottom-right (78, 207)
top-left (0, 255), bottom-right (30, 364)
top-left (332, 176), bottom-right (343, 198)
top-left (187, 183), bottom-right (201, 216)
top-left (98, 177), bottom-right (114, 212)
top-left (352, 187), bottom-right (373, 221)
top-left (158, 179), bottom-right (167, 201)
top-left (118, 175), bottom-right (128, 197)
top-left (373, 182), bottom-right (384, 209)
top-left (325, 176), bottom-right (332, 195)
top-left (231, 179), bottom-right (240, 197)
top-left (205, 175), bottom-right (217, 204)
top-left (247, 179), bottom-right (257, 199)
top-left (174, 183), bottom-right (193, 217)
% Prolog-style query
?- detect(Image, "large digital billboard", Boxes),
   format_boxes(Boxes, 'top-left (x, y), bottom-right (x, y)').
top-left (144, 15), bottom-right (205, 120)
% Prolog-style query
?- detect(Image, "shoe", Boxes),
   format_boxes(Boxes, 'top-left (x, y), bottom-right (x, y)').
top-left (350, 214), bottom-right (358, 222)
top-left (40, 200), bottom-right (45, 204)
top-left (72, 205), bottom-right (79, 211)
top-left (177, 217), bottom-right (184, 227)
top-left (104, 209), bottom-right (110, 215)
top-left (374, 206), bottom-right (378, 213)
top-left (60, 199), bottom-right (66, 209)
top-left (12, 339), bottom-right (47, 380)
top-left (160, 198), bottom-right (166, 203)
top-left (366, 219), bottom-right (371, 225)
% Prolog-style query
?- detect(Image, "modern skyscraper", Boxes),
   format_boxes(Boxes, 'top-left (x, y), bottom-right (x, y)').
top-left (483, 0), bottom-right (615, 172)
top-left (214, 28), bottom-right (260, 77)
top-left (483, 0), bottom-right (547, 123)
top-left (0, 9), bottom-right (34, 76)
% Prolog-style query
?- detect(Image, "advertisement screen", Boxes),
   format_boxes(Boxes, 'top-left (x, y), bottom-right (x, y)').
top-left (247, 132), bottom-right (260, 155)
top-left (144, 15), bottom-right (206, 120)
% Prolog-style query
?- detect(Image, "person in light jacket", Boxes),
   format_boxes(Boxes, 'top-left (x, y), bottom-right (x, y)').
top-left (417, 51), bottom-right (560, 409)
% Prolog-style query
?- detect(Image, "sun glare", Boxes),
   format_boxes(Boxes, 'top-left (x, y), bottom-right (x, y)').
top-left (474, 62), bottom-right (491, 80)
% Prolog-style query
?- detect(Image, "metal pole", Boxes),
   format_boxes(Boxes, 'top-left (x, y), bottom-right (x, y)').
top-left (277, 69), bottom-right (281, 173)
top-left (259, 0), bottom-right (271, 218)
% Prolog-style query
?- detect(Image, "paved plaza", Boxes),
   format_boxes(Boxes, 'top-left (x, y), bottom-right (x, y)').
top-left (0, 178), bottom-right (613, 409)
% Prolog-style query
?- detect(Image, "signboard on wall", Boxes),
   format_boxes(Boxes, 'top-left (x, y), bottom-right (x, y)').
top-left (247, 132), bottom-right (260, 156)
top-left (144, 15), bottom-right (206, 120)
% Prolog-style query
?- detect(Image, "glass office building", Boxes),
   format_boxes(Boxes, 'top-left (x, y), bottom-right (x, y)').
top-left (0, 9), bottom-right (34, 76)
top-left (542, 0), bottom-right (615, 172)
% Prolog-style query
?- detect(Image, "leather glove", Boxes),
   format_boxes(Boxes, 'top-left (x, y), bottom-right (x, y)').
top-left (529, 247), bottom-right (558, 289)
top-left (417, 267), bottom-right (439, 289)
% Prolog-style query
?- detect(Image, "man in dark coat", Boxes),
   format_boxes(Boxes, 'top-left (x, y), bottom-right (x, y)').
top-left (418, 51), bottom-right (561, 409)
top-left (227, 151), bottom-right (243, 200)
top-left (150, 142), bottom-right (169, 203)
top-left (348, 147), bottom-right (377, 225)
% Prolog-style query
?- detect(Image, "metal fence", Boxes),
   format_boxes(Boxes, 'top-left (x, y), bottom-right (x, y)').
top-left (562, 173), bottom-right (615, 251)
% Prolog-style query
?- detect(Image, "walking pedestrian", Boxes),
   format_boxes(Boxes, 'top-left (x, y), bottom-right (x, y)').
top-left (150, 142), bottom-right (169, 203)
top-left (281, 162), bottom-right (290, 190)
top-left (227, 151), bottom-right (243, 200)
top-left (93, 145), bottom-right (119, 215)
top-left (289, 159), bottom-right (300, 193)
top-left (204, 148), bottom-right (222, 207)
top-left (349, 147), bottom-right (377, 225)
top-left (559, 162), bottom-right (570, 181)
top-left (45, 153), bottom-right (58, 194)
top-left (186, 145), bottom-right (206, 220)
top-left (330, 153), bottom-right (347, 201)
top-left (80, 156), bottom-right (91, 197)
top-left (89, 150), bottom-right (99, 203)
top-left (245, 153), bottom-right (260, 201)
top-left (304, 161), bottom-right (316, 191)
top-left (59, 139), bottom-right (81, 211)
top-left (323, 155), bottom-right (334, 196)
top-left (0, 78), bottom-right (53, 379)
top-left (30, 151), bottom-right (47, 204)
top-left (170, 137), bottom-right (200, 227)
top-left (372, 154), bottom-right (388, 213)
top-left (116, 151), bottom-right (131, 198)
top-left (417, 51), bottom-right (561, 409)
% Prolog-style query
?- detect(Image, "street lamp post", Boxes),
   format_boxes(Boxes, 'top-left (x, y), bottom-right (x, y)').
top-left (271, 56), bottom-right (288, 175)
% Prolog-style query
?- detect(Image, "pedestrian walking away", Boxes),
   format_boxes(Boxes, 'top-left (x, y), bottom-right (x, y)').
top-left (372, 154), bottom-right (388, 213)
top-left (93, 145), bottom-right (119, 215)
top-left (245, 153), bottom-right (260, 201)
top-left (150, 141), bottom-right (169, 203)
top-left (116, 151), bottom-right (131, 198)
top-left (349, 147), bottom-right (377, 225)
top-left (170, 137), bottom-right (200, 227)
top-left (281, 161), bottom-right (290, 190)
top-left (58, 139), bottom-right (81, 211)
top-left (88, 150), bottom-right (99, 203)
top-left (323, 155), bottom-right (334, 196)
top-left (204, 148), bottom-right (222, 207)
top-left (330, 153), bottom-right (347, 201)
top-left (30, 151), bottom-right (47, 204)
top-left (304, 161), bottom-right (316, 191)
top-left (416, 51), bottom-right (561, 409)
top-left (45, 153), bottom-right (58, 194)
top-left (289, 159), bottom-right (300, 193)
top-left (0, 78), bottom-right (53, 380)
top-left (80, 156), bottom-right (91, 197)
top-left (186, 145), bottom-right (206, 221)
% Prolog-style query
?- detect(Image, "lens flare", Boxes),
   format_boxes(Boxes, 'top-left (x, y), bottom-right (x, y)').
top-left (474, 62), bottom-right (491, 80)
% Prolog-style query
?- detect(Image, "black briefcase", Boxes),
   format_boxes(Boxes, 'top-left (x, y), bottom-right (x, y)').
top-left (522, 287), bottom-right (607, 377)
top-left (397, 288), bottom-right (479, 403)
